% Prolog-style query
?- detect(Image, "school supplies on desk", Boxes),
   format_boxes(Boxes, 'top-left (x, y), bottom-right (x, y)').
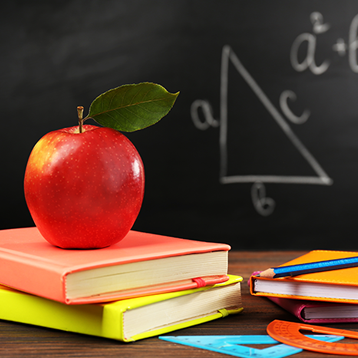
top-left (259, 255), bottom-right (358, 278)
top-left (250, 250), bottom-right (358, 304)
top-left (0, 227), bottom-right (230, 304)
top-left (249, 270), bottom-right (358, 323)
top-left (268, 296), bottom-right (358, 323)
top-left (267, 320), bottom-right (358, 355)
top-left (160, 334), bottom-right (344, 358)
top-left (0, 275), bottom-right (243, 342)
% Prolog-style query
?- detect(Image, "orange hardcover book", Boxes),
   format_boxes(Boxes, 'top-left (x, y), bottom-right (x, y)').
top-left (250, 250), bottom-right (358, 304)
top-left (0, 227), bottom-right (230, 304)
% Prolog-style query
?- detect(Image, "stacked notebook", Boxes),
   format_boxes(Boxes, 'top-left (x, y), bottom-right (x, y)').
top-left (250, 250), bottom-right (358, 323)
top-left (0, 227), bottom-right (243, 341)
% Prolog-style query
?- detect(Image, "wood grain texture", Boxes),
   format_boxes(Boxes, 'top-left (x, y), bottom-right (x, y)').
top-left (0, 250), bottom-right (356, 357)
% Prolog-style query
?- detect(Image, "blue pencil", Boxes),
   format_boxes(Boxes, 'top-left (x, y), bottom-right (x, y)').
top-left (258, 255), bottom-right (358, 278)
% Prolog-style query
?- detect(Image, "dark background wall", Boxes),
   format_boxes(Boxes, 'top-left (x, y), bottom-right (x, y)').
top-left (1, 0), bottom-right (358, 250)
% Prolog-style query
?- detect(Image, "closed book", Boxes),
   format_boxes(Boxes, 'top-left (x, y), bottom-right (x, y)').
top-left (0, 227), bottom-right (230, 304)
top-left (250, 250), bottom-right (358, 304)
top-left (268, 296), bottom-right (358, 323)
top-left (0, 275), bottom-right (243, 342)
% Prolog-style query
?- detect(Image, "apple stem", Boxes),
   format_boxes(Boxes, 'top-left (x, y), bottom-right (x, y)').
top-left (77, 106), bottom-right (84, 133)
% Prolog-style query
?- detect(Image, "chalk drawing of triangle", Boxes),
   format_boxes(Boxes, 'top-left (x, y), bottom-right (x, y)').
top-left (219, 45), bottom-right (333, 186)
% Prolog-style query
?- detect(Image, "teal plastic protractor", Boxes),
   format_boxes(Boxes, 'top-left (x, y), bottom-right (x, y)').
top-left (159, 334), bottom-right (344, 358)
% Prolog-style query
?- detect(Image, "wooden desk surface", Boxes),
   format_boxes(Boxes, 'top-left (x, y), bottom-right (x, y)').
top-left (1, 250), bottom-right (357, 357)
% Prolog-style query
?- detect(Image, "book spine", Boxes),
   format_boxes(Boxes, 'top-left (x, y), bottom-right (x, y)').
top-left (102, 303), bottom-right (125, 341)
top-left (0, 250), bottom-right (66, 303)
top-left (0, 286), bottom-right (112, 339)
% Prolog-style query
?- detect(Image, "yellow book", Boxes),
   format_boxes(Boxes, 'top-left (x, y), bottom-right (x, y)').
top-left (0, 275), bottom-right (243, 342)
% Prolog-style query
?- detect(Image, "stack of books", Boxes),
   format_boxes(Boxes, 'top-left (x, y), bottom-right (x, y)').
top-left (0, 227), bottom-right (243, 341)
top-left (250, 250), bottom-right (358, 323)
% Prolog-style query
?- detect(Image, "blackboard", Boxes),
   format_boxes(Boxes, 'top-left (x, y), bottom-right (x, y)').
top-left (2, 0), bottom-right (358, 250)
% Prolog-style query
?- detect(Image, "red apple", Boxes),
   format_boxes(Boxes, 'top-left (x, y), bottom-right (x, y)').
top-left (24, 124), bottom-right (144, 249)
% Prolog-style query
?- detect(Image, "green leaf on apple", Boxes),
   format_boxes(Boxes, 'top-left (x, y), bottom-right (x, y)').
top-left (84, 82), bottom-right (179, 132)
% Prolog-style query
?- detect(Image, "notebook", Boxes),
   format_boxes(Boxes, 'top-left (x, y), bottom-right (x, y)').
top-left (250, 250), bottom-right (358, 304)
top-left (0, 227), bottom-right (230, 304)
top-left (268, 296), bottom-right (358, 323)
top-left (0, 275), bottom-right (243, 342)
